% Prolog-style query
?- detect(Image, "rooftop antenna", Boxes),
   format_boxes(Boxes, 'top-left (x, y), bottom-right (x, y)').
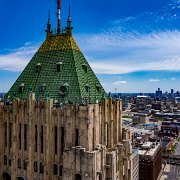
top-left (57, 0), bottom-right (61, 34)
top-left (46, 10), bottom-right (51, 35)
top-left (67, 4), bottom-right (73, 34)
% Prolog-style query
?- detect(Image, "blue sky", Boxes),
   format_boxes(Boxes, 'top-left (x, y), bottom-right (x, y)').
top-left (1, 0), bottom-right (180, 93)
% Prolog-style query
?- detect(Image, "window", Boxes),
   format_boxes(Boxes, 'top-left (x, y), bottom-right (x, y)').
top-left (19, 123), bottom-right (21, 150)
top-left (18, 158), bottom-right (21, 169)
top-left (4, 155), bottom-right (7, 165)
top-left (35, 125), bottom-right (38, 152)
top-left (57, 62), bottom-right (62, 72)
top-left (61, 127), bottom-right (65, 155)
top-left (40, 162), bottom-right (44, 174)
top-left (60, 165), bottom-right (63, 176)
top-left (54, 126), bottom-right (58, 155)
top-left (34, 161), bottom-right (38, 172)
top-left (75, 129), bottom-right (79, 146)
top-left (85, 85), bottom-right (90, 93)
top-left (19, 84), bottom-right (24, 94)
top-left (82, 64), bottom-right (88, 73)
top-left (75, 174), bottom-right (82, 180)
top-left (41, 125), bottom-right (44, 153)
top-left (24, 124), bottom-right (27, 151)
top-left (4, 122), bottom-right (7, 147)
top-left (8, 159), bottom-right (11, 166)
top-left (23, 160), bottom-right (27, 170)
top-left (39, 84), bottom-right (46, 93)
top-left (53, 164), bottom-right (58, 175)
top-left (60, 83), bottom-right (69, 96)
top-left (9, 123), bottom-right (12, 149)
top-left (96, 85), bottom-right (101, 93)
top-left (36, 63), bottom-right (41, 73)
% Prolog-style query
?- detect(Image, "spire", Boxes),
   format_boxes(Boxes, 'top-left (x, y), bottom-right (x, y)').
top-left (67, 5), bottom-right (73, 35)
top-left (57, 0), bottom-right (61, 34)
top-left (46, 10), bottom-right (51, 35)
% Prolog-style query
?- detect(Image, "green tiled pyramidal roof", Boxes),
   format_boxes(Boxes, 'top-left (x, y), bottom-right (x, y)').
top-left (7, 32), bottom-right (107, 103)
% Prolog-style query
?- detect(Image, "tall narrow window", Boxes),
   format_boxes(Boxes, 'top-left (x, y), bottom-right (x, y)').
top-left (19, 124), bottom-right (21, 150)
top-left (9, 123), bottom-right (12, 149)
top-left (41, 125), bottom-right (44, 153)
top-left (61, 127), bottom-right (64, 155)
top-left (40, 162), bottom-right (44, 174)
top-left (35, 125), bottom-right (38, 152)
top-left (19, 83), bottom-right (24, 94)
top-left (75, 129), bottom-right (79, 146)
top-left (57, 62), bottom-right (62, 72)
top-left (4, 155), bottom-right (7, 165)
top-left (4, 122), bottom-right (7, 147)
top-left (36, 63), bottom-right (41, 73)
top-left (34, 161), bottom-right (38, 172)
top-left (60, 165), bottom-right (63, 176)
top-left (55, 126), bottom-right (58, 155)
top-left (53, 164), bottom-right (58, 175)
top-left (18, 158), bottom-right (21, 169)
top-left (24, 124), bottom-right (27, 151)
top-left (23, 160), bottom-right (27, 170)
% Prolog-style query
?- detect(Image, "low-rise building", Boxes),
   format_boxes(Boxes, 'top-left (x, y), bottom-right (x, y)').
top-left (139, 142), bottom-right (162, 180)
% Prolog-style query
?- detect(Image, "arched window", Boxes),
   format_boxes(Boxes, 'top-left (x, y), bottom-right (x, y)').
top-left (2, 172), bottom-right (11, 180)
top-left (75, 174), bottom-right (82, 180)
top-left (40, 162), bottom-right (44, 174)
top-left (34, 161), bottom-right (38, 172)
top-left (18, 158), bottom-right (21, 169)
top-left (4, 155), bottom-right (7, 165)
top-left (53, 164), bottom-right (58, 175)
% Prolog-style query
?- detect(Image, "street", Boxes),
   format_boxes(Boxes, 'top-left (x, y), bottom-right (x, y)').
top-left (161, 141), bottom-right (180, 179)
top-left (175, 141), bottom-right (180, 155)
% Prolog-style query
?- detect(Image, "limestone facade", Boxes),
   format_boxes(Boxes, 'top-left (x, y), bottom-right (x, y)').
top-left (0, 93), bottom-right (133, 180)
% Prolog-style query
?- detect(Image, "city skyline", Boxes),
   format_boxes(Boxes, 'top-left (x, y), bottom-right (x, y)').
top-left (1, 0), bottom-right (180, 93)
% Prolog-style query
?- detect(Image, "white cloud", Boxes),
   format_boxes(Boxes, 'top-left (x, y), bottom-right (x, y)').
top-left (113, 81), bottom-right (127, 85)
top-left (149, 79), bottom-right (160, 82)
top-left (171, 77), bottom-right (176, 80)
top-left (76, 30), bottom-right (180, 74)
top-left (0, 43), bottom-right (38, 72)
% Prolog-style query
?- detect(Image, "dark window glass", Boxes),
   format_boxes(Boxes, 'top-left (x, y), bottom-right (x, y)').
top-left (40, 162), bottom-right (44, 174)
top-left (19, 123), bottom-right (21, 150)
top-left (75, 129), bottom-right (79, 146)
top-left (60, 165), bottom-right (63, 176)
top-left (23, 160), bottom-right (27, 170)
top-left (4, 122), bottom-right (7, 147)
top-left (75, 174), bottom-right (82, 180)
top-left (61, 127), bottom-right (65, 155)
top-left (55, 126), bottom-right (58, 155)
top-left (4, 155), bottom-right (7, 165)
top-left (41, 125), bottom-right (44, 153)
top-left (24, 124), bottom-right (27, 151)
top-left (35, 125), bottom-right (38, 152)
top-left (18, 158), bottom-right (21, 169)
top-left (34, 161), bottom-right (38, 172)
top-left (53, 164), bottom-right (58, 175)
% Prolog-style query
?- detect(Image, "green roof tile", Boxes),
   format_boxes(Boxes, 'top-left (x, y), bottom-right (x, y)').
top-left (7, 33), bottom-right (107, 103)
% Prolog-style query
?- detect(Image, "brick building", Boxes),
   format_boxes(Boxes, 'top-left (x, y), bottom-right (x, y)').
top-left (139, 142), bottom-right (162, 180)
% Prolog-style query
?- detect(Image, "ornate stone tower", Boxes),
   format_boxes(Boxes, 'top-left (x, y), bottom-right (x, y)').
top-left (0, 2), bottom-right (134, 180)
